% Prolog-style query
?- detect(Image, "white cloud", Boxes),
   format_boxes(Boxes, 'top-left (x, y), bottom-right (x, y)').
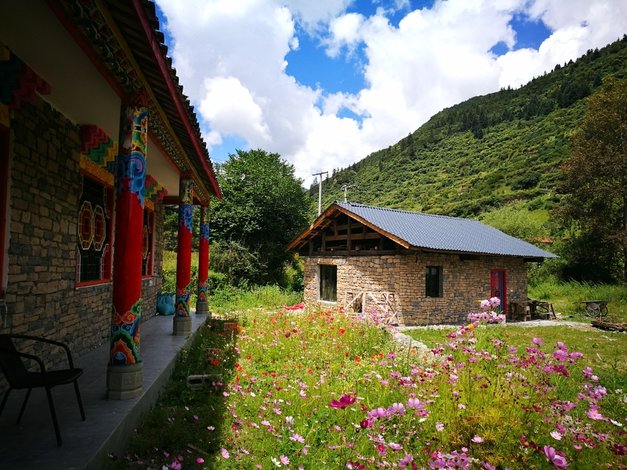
top-left (156, 0), bottom-right (627, 186)
top-left (199, 76), bottom-right (271, 145)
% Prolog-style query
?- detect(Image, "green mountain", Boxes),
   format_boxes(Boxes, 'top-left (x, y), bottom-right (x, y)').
top-left (310, 36), bottom-right (627, 243)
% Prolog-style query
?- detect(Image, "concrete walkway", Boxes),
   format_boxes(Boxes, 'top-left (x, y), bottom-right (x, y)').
top-left (0, 313), bottom-right (208, 470)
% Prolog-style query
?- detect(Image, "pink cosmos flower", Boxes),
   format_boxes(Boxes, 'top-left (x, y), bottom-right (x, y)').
top-left (543, 446), bottom-right (569, 469)
top-left (471, 435), bottom-right (484, 443)
top-left (367, 407), bottom-right (387, 419)
top-left (170, 460), bottom-right (182, 470)
top-left (387, 402), bottom-right (406, 416)
top-left (280, 455), bottom-right (290, 465)
top-left (489, 297), bottom-right (500, 307)
top-left (407, 398), bottom-right (423, 410)
top-left (435, 422), bottom-right (445, 432)
top-left (582, 367), bottom-right (599, 381)
top-left (550, 431), bottom-right (563, 440)
top-left (220, 448), bottom-right (230, 459)
top-left (587, 406), bottom-right (606, 421)
top-left (398, 454), bottom-right (414, 467)
top-left (532, 337), bottom-right (544, 346)
top-left (330, 394), bottom-right (357, 409)
top-left (290, 433), bottom-right (305, 443)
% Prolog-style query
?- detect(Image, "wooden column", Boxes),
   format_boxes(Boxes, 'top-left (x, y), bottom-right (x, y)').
top-left (107, 93), bottom-right (147, 400)
top-left (173, 178), bottom-right (194, 335)
top-left (196, 204), bottom-right (210, 315)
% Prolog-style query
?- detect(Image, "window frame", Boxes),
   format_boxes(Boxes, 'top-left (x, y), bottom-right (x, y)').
top-left (425, 265), bottom-right (443, 298)
top-left (76, 172), bottom-right (114, 287)
top-left (319, 264), bottom-right (337, 302)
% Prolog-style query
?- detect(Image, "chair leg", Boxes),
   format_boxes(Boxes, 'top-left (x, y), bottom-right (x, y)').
top-left (44, 387), bottom-right (62, 446)
top-left (73, 380), bottom-right (86, 421)
top-left (16, 388), bottom-right (32, 425)
top-left (0, 388), bottom-right (11, 417)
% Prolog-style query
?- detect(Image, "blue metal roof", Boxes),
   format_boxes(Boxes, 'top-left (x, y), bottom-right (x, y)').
top-left (336, 202), bottom-right (557, 258)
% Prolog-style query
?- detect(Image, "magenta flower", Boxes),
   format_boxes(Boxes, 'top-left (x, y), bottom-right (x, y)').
top-left (330, 394), bottom-right (357, 409)
top-left (532, 337), bottom-right (544, 346)
top-left (543, 446), bottom-right (569, 468)
top-left (359, 418), bottom-right (374, 429)
top-left (220, 448), bottom-right (230, 459)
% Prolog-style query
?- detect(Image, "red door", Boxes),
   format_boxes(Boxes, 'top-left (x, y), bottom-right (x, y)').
top-left (490, 269), bottom-right (507, 314)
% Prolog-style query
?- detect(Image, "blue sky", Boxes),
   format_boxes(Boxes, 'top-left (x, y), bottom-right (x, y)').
top-left (155, 0), bottom-right (626, 185)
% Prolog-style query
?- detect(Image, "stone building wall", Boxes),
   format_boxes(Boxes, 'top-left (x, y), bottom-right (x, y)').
top-left (1, 97), bottom-right (165, 377)
top-left (303, 252), bottom-right (527, 325)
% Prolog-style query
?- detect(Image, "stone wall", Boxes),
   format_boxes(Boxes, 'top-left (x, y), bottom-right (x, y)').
top-left (303, 252), bottom-right (527, 325)
top-left (1, 98), bottom-right (165, 379)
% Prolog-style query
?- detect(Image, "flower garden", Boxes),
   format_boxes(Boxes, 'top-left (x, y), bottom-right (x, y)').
top-left (115, 297), bottom-right (626, 469)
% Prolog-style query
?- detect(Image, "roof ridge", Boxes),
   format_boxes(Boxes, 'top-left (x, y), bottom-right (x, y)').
top-left (339, 201), bottom-right (477, 222)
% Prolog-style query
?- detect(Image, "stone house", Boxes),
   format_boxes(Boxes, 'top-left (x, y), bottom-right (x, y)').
top-left (0, 1), bottom-right (220, 398)
top-left (288, 202), bottom-right (556, 325)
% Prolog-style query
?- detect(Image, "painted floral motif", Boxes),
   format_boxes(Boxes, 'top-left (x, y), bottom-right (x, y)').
top-left (110, 300), bottom-right (141, 365)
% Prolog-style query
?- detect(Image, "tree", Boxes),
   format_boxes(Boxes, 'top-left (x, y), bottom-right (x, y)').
top-left (210, 149), bottom-right (312, 286)
top-left (557, 77), bottom-right (627, 282)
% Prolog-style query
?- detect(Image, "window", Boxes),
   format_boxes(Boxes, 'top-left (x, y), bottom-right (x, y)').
top-left (142, 209), bottom-right (154, 276)
top-left (77, 174), bottom-right (113, 284)
top-left (425, 266), bottom-right (443, 298)
top-left (319, 265), bottom-right (337, 302)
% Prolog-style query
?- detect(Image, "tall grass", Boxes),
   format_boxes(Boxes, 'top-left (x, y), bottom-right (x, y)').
top-left (208, 285), bottom-right (302, 314)
top-left (528, 280), bottom-right (627, 322)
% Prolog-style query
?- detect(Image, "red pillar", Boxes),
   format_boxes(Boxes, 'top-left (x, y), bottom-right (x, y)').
top-left (107, 94), bottom-right (147, 399)
top-left (173, 178), bottom-right (194, 335)
top-left (196, 205), bottom-right (210, 315)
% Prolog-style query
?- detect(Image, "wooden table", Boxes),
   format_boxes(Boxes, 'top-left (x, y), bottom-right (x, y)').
top-left (580, 300), bottom-right (609, 317)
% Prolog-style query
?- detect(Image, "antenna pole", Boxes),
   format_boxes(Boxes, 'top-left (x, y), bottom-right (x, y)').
top-left (312, 171), bottom-right (328, 216)
top-left (341, 183), bottom-right (356, 203)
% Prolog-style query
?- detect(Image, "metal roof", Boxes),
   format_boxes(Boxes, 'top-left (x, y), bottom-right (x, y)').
top-left (333, 202), bottom-right (557, 258)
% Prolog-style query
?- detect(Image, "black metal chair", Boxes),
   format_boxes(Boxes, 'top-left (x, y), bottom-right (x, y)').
top-left (0, 334), bottom-right (85, 446)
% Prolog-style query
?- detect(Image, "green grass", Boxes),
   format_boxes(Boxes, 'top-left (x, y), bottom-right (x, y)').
top-left (406, 324), bottom-right (627, 395)
top-left (110, 303), bottom-right (626, 469)
top-left (528, 280), bottom-right (627, 322)
top-left (208, 284), bottom-right (302, 315)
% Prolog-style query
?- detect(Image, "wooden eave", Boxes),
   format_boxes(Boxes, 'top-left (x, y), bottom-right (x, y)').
top-left (287, 203), bottom-right (412, 252)
top-left (52, 0), bottom-right (222, 203)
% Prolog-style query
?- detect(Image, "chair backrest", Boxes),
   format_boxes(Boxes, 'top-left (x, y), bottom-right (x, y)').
top-left (0, 335), bottom-right (29, 387)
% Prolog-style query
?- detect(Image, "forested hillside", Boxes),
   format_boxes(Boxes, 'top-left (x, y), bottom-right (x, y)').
top-left (311, 36), bottom-right (627, 228)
